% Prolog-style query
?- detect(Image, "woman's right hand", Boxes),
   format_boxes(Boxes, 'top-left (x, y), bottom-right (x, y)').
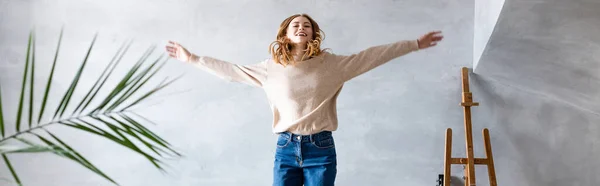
top-left (166, 41), bottom-right (194, 62)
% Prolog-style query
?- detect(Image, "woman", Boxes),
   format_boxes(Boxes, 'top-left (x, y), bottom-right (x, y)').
top-left (166, 13), bottom-right (442, 186)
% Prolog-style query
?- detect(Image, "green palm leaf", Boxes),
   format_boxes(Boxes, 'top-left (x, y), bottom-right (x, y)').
top-left (38, 28), bottom-right (63, 123)
top-left (15, 31), bottom-right (33, 132)
top-left (28, 31), bottom-right (36, 128)
top-left (2, 154), bottom-right (21, 186)
top-left (1, 84), bottom-right (5, 138)
top-left (0, 29), bottom-right (181, 185)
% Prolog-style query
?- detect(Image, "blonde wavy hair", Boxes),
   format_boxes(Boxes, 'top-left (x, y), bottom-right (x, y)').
top-left (269, 14), bottom-right (325, 66)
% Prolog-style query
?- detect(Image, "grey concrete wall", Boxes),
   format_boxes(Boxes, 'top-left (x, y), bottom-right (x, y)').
top-left (475, 0), bottom-right (600, 115)
top-left (469, 74), bottom-right (600, 186)
top-left (0, 0), bottom-right (598, 186)
top-left (472, 0), bottom-right (600, 185)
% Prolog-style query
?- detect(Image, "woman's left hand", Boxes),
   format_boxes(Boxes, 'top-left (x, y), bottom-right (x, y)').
top-left (417, 31), bottom-right (444, 49)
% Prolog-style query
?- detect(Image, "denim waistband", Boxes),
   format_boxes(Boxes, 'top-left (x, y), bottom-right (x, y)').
top-left (279, 131), bottom-right (333, 143)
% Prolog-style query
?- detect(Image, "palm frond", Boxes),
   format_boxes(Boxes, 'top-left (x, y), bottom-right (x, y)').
top-left (0, 29), bottom-right (181, 185)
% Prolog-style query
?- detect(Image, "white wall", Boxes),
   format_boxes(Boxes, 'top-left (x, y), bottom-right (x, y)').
top-left (473, 0), bottom-right (505, 69)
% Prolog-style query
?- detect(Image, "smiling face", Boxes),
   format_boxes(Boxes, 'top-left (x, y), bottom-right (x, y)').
top-left (285, 16), bottom-right (314, 46)
top-left (269, 14), bottom-right (324, 66)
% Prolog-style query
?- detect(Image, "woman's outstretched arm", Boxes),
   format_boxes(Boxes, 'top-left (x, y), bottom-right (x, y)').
top-left (329, 31), bottom-right (443, 82)
top-left (166, 41), bottom-right (268, 88)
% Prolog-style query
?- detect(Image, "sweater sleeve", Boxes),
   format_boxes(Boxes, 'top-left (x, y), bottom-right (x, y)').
top-left (329, 40), bottom-right (420, 82)
top-left (188, 55), bottom-right (268, 88)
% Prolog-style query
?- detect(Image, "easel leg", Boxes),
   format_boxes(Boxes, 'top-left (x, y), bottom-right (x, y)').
top-left (464, 167), bottom-right (469, 186)
top-left (464, 106), bottom-right (476, 186)
top-left (483, 129), bottom-right (497, 186)
top-left (444, 128), bottom-right (452, 186)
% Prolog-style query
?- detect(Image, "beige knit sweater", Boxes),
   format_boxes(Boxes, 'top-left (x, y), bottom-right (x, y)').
top-left (189, 40), bottom-right (420, 135)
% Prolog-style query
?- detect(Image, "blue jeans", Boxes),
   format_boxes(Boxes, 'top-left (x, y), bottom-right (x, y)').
top-left (273, 131), bottom-right (337, 186)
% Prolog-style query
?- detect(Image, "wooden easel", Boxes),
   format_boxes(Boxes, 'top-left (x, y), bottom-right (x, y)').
top-left (440, 67), bottom-right (497, 186)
